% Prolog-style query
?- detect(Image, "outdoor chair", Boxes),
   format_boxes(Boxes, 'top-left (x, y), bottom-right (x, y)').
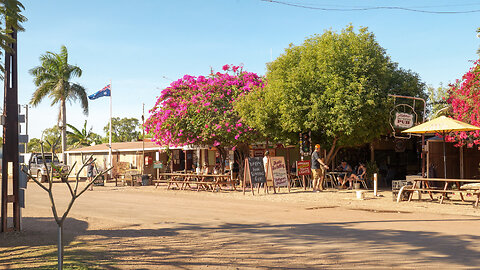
top-left (290, 174), bottom-right (302, 188)
top-left (323, 173), bottom-right (336, 189)
top-left (354, 177), bottom-right (368, 189)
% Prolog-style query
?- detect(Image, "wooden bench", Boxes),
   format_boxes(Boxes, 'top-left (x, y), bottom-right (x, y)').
top-left (397, 178), bottom-right (480, 206)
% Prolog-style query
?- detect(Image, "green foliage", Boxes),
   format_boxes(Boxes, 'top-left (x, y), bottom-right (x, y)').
top-left (67, 120), bottom-right (102, 149)
top-left (365, 160), bottom-right (379, 181)
top-left (0, 0), bottom-right (27, 78)
top-left (26, 126), bottom-right (62, 152)
top-left (426, 83), bottom-right (450, 118)
top-left (103, 117), bottom-right (140, 142)
top-left (29, 45), bottom-right (89, 158)
top-left (27, 138), bottom-right (41, 152)
top-left (236, 25), bottom-right (425, 161)
top-left (29, 45), bottom-right (88, 115)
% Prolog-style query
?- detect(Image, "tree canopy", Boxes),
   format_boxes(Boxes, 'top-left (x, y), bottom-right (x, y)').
top-left (145, 65), bottom-right (264, 149)
top-left (103, 117), bottom-right (141, 143)
top-left (29, 45), bottom-right (89, 161)
top-left (236, 25), bottom-right (425, 162)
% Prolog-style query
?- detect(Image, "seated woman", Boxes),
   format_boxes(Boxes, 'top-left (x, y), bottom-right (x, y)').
top-left (351, 163), bottom-right (366, 185)
top-left (336, 161), bottom-right (354, 189)
top-left (202, 162), bottom-right (210, 174)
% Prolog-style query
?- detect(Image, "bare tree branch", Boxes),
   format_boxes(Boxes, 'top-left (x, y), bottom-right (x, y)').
top-left (21, 168), bottom-right (49, 192)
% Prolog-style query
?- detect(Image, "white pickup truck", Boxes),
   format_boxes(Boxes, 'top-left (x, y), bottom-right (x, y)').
top-left (27, 153), bottom-right (69, 182)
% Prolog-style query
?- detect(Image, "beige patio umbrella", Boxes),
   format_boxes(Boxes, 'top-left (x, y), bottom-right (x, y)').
top-left (402, 116), bottom-right (480, 178)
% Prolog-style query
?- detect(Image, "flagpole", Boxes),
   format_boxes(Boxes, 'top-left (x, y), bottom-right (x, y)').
top-left (109, 80), bottom-right (113, 177)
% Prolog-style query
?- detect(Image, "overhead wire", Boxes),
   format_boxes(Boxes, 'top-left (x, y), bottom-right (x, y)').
top-left (261, 0), bottom-right (480, 14)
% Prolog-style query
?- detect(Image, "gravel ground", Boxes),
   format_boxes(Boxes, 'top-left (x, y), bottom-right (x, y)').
top-left (1, 182), bottom-right (480, 269)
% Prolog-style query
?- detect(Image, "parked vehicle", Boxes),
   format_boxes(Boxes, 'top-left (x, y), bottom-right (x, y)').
top-left (27, 153), bottom-right (69, 182)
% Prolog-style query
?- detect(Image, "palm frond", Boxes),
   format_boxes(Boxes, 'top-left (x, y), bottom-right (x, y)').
top-left (70, 83), bottom-right (89, 115)
top-left (30, 83), bottom-right (55, 106)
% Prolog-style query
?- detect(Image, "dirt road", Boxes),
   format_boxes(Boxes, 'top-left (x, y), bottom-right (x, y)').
top-left (2, 183), bottom-right (480, 269)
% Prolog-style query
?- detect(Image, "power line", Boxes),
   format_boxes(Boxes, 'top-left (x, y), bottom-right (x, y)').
top-left (261, 0), bottom-right (480, 14)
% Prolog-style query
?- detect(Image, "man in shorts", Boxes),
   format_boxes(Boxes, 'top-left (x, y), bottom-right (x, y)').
top-left (311, 144), bottom-right (329, 191)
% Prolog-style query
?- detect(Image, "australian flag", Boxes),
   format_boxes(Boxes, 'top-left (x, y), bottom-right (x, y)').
top-left (88, 84), bottom-right (111, 100)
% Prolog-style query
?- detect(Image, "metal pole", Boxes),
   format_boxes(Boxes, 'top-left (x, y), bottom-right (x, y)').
top-left (109, 81), bottom-right (112, 177)
top-left (142, 103), bottom-right (145, 175)
top-left (24, 105), bottom-right (28, 151)
top-left (1, 28), bottom-right (19, 232)
top-left (443, 134), bottom-right (447, 179)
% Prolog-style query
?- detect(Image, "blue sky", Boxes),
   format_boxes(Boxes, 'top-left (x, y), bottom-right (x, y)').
top-left (14, 0), bottom-right (480, 139)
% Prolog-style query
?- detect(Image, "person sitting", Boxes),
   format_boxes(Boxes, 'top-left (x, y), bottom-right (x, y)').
top-left (202, 162), bottom-right (210, 174)
top-left (336, 161), bottom-right (353, 189)
top-left (351, 162), bottom-right (366, 187)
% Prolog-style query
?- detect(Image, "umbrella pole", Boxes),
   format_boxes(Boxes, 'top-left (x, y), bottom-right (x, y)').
top-left (443, 132), bottom-right (447, 179)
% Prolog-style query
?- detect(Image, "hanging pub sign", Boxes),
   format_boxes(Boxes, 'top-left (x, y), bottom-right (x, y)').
top-left (394, 112), bottom-right (415, 129)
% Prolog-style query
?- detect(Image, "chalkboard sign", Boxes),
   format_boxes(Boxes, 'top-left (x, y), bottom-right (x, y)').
top-left (247, 157), bottom-right (266, 184)
top-left (243, 157), bottom-right (267, 195)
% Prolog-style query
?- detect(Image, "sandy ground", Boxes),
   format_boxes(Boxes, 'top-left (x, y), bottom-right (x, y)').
top-left (2, 182), bottom-right (480, 269)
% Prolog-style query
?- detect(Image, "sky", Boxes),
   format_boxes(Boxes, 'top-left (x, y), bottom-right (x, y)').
top-left (11, 0), bottom-right (480, 139)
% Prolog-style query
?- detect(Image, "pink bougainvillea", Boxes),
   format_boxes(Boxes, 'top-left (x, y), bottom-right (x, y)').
top-left (145, 65), bottom-right (265, 148)
top-left (446, 59), bottom-right (480, 148)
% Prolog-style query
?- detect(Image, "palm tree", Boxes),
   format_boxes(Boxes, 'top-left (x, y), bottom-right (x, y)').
top-left (0, 0), bottom-right (26, 78)
top-left (29, 45), bottom-right (89, 162)
top-left (67, 120), bottom-right (102, 148)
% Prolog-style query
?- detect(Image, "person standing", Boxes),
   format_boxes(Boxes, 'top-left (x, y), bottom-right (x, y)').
top-left (263, 150), bottom-right (270, 173)
top-left (311, 144), bottom-right (329, 191)
top-left (87, 158), bottom-right (95, 191)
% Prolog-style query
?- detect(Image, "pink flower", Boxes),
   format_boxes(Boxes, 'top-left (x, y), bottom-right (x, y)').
top-left (222, 64), bottom-right (230, 71)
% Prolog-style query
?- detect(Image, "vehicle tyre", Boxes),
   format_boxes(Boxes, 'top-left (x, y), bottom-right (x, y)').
top-left (37, 171), bottom-right (47, 183)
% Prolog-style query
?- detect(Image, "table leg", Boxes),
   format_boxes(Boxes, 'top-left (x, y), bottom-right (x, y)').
top-left (439, 182), bottom-right (449, 204)
top-left (424, 181), bottom-right (434, 200)
top-left (457, 182), bottom-right (465, 202)
top-left (408, 180), bottom-right (419, 201)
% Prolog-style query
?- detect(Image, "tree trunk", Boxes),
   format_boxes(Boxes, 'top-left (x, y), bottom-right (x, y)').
top-left (234, 143), bottom-right (250, 182)
top-left (60, 99), bottom-right (67, 163)
top-left (217, 146), bottom-right (227, 173)
top-left (57, 223), bottom-right (63, 270)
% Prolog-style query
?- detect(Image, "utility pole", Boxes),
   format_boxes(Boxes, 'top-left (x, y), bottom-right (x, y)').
top-left (1, 28), bottom-right (20, 232)
top-left (141, 103), bottom-right (145, 175)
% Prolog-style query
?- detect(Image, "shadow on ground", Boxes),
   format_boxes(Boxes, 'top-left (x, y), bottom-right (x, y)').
top-left (2, 217), bottom-right (480, 269)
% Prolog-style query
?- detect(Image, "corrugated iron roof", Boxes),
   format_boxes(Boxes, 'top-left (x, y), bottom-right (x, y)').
top-left (66, 141), bottom-right (164, 154)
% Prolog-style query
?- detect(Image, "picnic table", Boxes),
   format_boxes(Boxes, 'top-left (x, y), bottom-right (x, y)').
top-left (154, 172), bottom-right (235, 192)
top-left (397, 177), bottom-right (480, 207)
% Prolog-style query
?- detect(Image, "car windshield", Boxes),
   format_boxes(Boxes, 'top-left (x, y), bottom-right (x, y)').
top-left (37, 155), bottom-right (59, 164)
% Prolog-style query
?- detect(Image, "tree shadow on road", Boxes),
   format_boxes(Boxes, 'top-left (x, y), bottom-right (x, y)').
top-left (2, 216), bottom-right (480, 269)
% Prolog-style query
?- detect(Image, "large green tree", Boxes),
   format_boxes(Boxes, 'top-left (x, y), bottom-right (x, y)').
top-left (29, 45), bottom-right (89, 162)
top-left (103, 117), bottom-right (140, 142)
top-left (236, 25), bottom-right (425, 164)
